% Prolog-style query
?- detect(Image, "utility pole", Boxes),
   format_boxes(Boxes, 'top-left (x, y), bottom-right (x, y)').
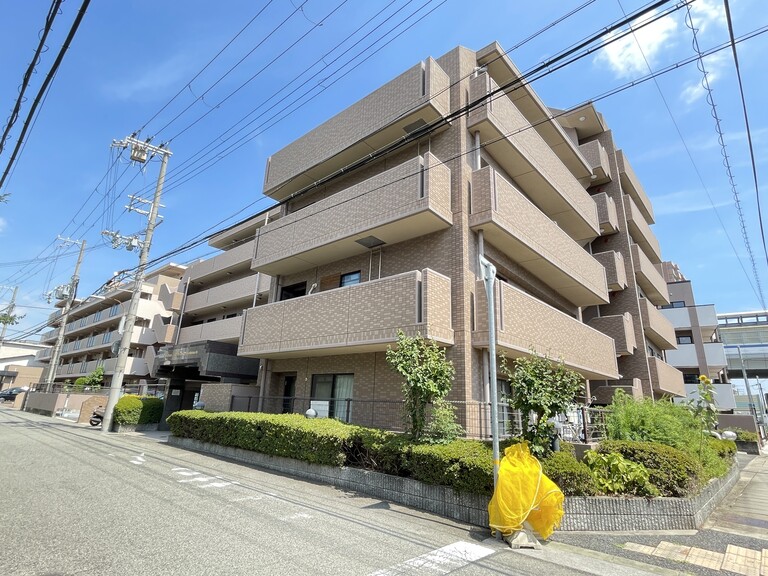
top-left (100, 137), bottom-right (171, 434)
top-left (0, 285), bottom-right (19, 357)
top-left (43, 238), bottom-right (86, 391)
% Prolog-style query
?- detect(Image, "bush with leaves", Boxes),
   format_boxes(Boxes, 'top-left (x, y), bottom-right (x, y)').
top-left (385, 330), bottom-right (456, 441)
top-left (726, 428), bottom-right (759, 443)
top-left (541, 451), bottom-right (598, 496)
top-left (499, 352), bottom-right (584, 457)
top-left (584, 451), bottom-right (659, 497)
top-left (421, 399), bottom-right (465, 444)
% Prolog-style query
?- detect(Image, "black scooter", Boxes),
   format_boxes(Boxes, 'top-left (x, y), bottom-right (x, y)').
top-left (89, 406), bottom-right (104, 427)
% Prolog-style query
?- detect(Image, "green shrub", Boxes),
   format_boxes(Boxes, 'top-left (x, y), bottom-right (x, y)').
top-left (708, 437), bottom-right (737, 460)
top-left (348, 428), bottom-right (411, 476)
top-left (112, 395), bottom-right (164, 425)
top-left (407, 440), bottom-right (494, 495)
top-left (167, 411), bottom-right (356, 467)
top-left (596, 440), bottom-right (701, 496)
top-left (113, 395), bottom-right (143, 425)
top-left (583, 451), bottom-right (659, 497)
top-left (138, 397), bottom-right (164, 424)
top-left (541, 451), bottom-right (598, 496)
top-left (421, 399), bottom-right (465, 444)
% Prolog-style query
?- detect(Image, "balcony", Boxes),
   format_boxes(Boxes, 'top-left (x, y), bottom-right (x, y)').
top-left (579, 140), bottom-right (612, 185)
top-left (187, 239), bottom-right (256, 283)
top-left (592, 192), bottom-right (618, 235)
top-left (648, 356), bottom-right (684, 397)
top-left (660, 304), bottom-right (718, 339)
top-left (263, 58), bottom-right (451, 200)
top-left (616, 150), bottom-right (654, 224)
top-left (40, 329), bottom-right (58, 344)
top-left (665, 342), bottom-right (727, 370)
top-left (592, 251), bottom-right (627, 292)
top-left (476, 42), bottom-right (594, 186)
top-left (178, 315), bottom-right (243, 345)
top-left (592, 378), bottom-right (643, 404)
top-left (473, 280), bottom-right (618, 380)
top-left (639, 298), bottom-right (676, 350)
top-left (625, 195), bottom-right (662, 263)
top-left (470, 167), bottom-right (608, 306)
top-left (253, 153), bottom-right (452, 276)
top-left (467, 72), bottom-right (599, 242)
top-left (57, 356), bottom-right (149, 379)
top-left (239, 269), bottom-right (453, 358)
top-left (631, 245), bottom-right (669, 306)
top-left (185, 275), bottom-right (262, 315)
top-left (588, 313), bottom-right (636, 356)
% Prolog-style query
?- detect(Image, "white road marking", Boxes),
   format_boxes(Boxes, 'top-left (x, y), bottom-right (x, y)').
top-left (130, 453), bottom-right (146, 465)
top-left (179, 475), bottom-right (216, 483)
top-left (368, 541), bottom-right (495, 575)
top-left (286, 512), bottom-right (313, 520)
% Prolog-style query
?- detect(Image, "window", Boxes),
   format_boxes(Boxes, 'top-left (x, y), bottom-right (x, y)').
top-left (661, 301), bottom-right (686, 309)
top-left (339, 271), bottom-right (361, 287)
top-left (683, 373), bottom-right (699, 384)
top-left (310, 374), bottom-right (354, 422)
top-left (676, 335), bottom-right (693, 345)
top-left (280, 282), bottom-right (306, 301)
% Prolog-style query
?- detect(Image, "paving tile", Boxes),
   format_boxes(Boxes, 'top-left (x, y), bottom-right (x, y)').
top-left (722, 544), bottom-right (761, 576)
top-left (623, 542), bottom-right (657, 555)
top-left (686, 547), bottom-right (724, 571)
top-left (651, 541), bottom-right (691, 563)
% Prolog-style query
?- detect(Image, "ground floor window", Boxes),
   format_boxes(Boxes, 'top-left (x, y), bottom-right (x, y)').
top-left (310, 374), bottom-right (354, 422)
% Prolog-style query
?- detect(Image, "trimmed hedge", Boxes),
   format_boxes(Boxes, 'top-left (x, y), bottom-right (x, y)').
top-left (597, 440), bottom-right (701, 497)
top-left (408, 441), bottom-right (494, 495)
top-left (113, 395), bottom-right (165, 425)
top-left (708, 437), bottom-right (737, 460)
top-left (541, 451), bottom-right (598, 496)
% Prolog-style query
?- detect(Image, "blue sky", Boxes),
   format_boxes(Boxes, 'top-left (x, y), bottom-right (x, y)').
top-left (1, 0), bottom-right (767, 339)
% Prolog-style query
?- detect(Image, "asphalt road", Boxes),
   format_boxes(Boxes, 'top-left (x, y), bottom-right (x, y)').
top-left (0, 408), bottom-right (691, 576)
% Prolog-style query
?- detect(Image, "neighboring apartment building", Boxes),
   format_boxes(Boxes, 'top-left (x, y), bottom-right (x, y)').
top-left (659, 261), bottom-right (731, 407)
top-left (0, 339), bottom-right (48, 370)
top-left (717, 310), bottom-right (768, 414)
top-left (152, 213), bottom-right (276, 418)
top-left (233, 42), bottom-right (682, 434)
top-left (37, 263), bottom-right (186, 394)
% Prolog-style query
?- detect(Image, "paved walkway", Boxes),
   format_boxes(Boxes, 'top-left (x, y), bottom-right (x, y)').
top-left (705, 454), bottom-right (768, 539)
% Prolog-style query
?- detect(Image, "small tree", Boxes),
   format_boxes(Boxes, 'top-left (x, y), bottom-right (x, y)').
top-left (500, 352), bottom-right (585, 457)
top-left (75, 366), bottom-right (104, 392)
top-left (386, 330), bottom-right (456, 440)
top-left (0, 312), bottom-right (23, 326)
top-left (689, 374), bottom-right (719, 458)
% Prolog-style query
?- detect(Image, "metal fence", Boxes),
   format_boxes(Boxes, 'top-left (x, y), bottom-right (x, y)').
top-left (228, 396), bottom-right (609, 442)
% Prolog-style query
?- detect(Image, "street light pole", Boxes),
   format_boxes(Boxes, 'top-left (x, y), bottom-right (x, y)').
top-left (43, 239), bottom-right (86, 391)
top-left (479, 255), bottom-right (500, 490)
top-left (101, 138), bottom-right (171, 433)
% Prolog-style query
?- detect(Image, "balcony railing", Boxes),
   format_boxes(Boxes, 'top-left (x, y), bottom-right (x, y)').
top-left (625, 194), bottom-right (662, 263)
top-left (579, 140), bottom-right (612, 185)
top-left (473, 280), bottom-right (618, 380)
top-left (186, 239), bottom-right (256, 283)
top-left (592, 192), bottom-right (619, 235)
top-left (253, 153), bottom-right (452, 276)
top-left (469, 166), bottom-right (608, 306)
top-left (665, 342), bottom-right (727, 370)
top-left (467, 72), bottom-right (599, 242)
top-left (593, 251), bottom-right (627, 292)
top-left (616, 150), bottom-right (654, 224)
top-left (648, 356), bottom-right (684, 396)
top-left (587, 312), bottom-right (636, 356)
top-left (631, 245), bottom-right (669, 306)
top-left (639, 298), bottom-right (676, 350)
top-left (239, 269), bottom-right (453, 358)
top-left (55, 356), bottom-right (149, 379)
top-left (178, 315), bottom-right (243, 345)
top-left (263, 58), bottom-right (451, 200)
top-left (184, 275), bottom-right (261, 314)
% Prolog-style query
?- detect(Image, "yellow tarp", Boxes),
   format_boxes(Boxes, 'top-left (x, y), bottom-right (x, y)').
top-left (488, 443), bottom-right (564, 539)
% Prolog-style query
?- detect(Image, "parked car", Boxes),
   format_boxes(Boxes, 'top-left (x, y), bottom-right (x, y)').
top-left (0, 387), bottom-right (29, 403)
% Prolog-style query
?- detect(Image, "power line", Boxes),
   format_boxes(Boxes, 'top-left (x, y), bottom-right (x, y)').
top-left (0, 0), bottom-right (92, 192)
top-left (0, 0), bottom-right (64, 157)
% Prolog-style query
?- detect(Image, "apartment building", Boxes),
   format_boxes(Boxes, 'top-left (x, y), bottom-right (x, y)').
top-left (152, 213), bottom-right (277, 418)
top-left (658, 261), bottom-right (731, 406)
top-left (233, 42), bottom-right (681, 433)
top-left (37, 263), bottom-right (186, 393)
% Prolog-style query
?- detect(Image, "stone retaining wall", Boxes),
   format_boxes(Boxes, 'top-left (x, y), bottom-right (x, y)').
top-left (168, 436), bottom-right (739, 532)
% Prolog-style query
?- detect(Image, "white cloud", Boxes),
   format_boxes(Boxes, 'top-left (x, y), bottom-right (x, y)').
top-left (594, 10), bottom-right (678, 78)
top-left (688, 0), bottom-right (726, 35)
top-left (102, 53), bottom-right (195, 101)
top-left (652, 189), bottom-right (731, 216)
